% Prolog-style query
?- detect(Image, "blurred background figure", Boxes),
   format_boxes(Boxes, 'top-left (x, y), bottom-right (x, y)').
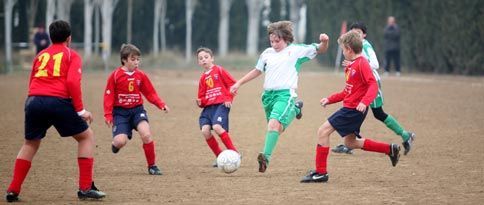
top-left (33, 25), bottom-right (50, 54)
top-left (383, 16), bottom-right (401, 76)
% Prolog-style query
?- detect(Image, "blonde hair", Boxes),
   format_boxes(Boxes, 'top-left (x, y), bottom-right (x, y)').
top-left (196, 47), bottom-right (214, 57)
top-left (120, 43), bottom-right (141, 65)
top-left (267, 21), bottom-right (294, 43)
top-left (337, 30), bottom-right (362, 54)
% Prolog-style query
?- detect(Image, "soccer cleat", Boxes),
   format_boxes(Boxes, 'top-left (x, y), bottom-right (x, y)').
top-left (111, 144), bottom-right (120, 154)
top-left (212, 159), bottom-right (218, 168)
top-left (295, 100), bottom-right (304, 120)
top-left (300, 170), bottom-right (329, 183)
top-left (331, 144), bottom-right (353, 154)
top-left (257, 153), bottom-right (268, 173)
top-left (5, 192), bottom-right (19, 203)
top-left (77, 182), bottom-right (106, 200)
top-left (148, 165), bottom-right (162, 175)
top-left (402, 132), bottom-right (416, 155)
top-left (388, 144), bottom-right (401, 167)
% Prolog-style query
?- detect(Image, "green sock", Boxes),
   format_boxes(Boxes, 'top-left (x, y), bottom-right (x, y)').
top-left (262, 131), bottom-right (280, 163)
top-left (384, 115), bottom-right (409, 141)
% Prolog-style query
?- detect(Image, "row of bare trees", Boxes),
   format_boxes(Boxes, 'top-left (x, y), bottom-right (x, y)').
top-left (3, 0), bottom-right (308, 73)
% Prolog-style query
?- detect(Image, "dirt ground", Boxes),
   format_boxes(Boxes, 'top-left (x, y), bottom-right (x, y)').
top-left (1, 70), bottom-right (484, 204)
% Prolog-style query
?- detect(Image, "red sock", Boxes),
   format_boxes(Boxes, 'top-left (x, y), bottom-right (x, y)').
top-left (77, 158), bottom-right (93, 192)
top-left (362, 139), bottom-right (391, 154)
top-left (7, 159), bottom-right (32, 194)
top-left (315, 145), bottom-right (329, 174)
top-left (143, 141), bottom-right (156, 167)
top-left (219, 132), bottom-right (238, 152)
top-left (206, 136), bottom-right (222, 157)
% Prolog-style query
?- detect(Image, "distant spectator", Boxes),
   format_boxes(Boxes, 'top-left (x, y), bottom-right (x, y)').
top-left (383, 16), bottom-right (401, 76)
top-left (33, 26), bottom-right (50, 54)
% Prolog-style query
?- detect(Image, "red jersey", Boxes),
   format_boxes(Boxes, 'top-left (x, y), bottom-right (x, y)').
top-left (103, 67), bottom-right (166, 122)
top-left (28, 43), bottom-right (85, 112)
top-left (327, 56), bottom-right (378, 108)
top-left (197, 65), bottom-right (236, 107)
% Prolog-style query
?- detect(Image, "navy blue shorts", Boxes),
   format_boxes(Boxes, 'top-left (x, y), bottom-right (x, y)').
top-left (328, 107), bottom-right (368, 138)
top-left (112, 105), bottom-right (148, 139)
top-left (24, 96), bottom-right (88, 140)
top-left (199, 104), bottom-right (230, 131)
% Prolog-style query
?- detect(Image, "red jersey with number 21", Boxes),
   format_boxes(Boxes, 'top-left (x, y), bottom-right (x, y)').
top-left (103, 67), bottom-right (166, 122)
top-left (28, 43), bottom-right (85, 112)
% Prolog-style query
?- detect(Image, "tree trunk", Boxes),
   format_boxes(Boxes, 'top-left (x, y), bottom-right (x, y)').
top-left (101, 0), bottom-right (120, 73)
top-left (160, 0), bottom-right (166, 52)
top-left (4, 0), bottom-right (17, 73)
top-left (218, 0), bottom-right (232, 57)
top-left (57, 0), bottom-right (74, 22)
top-left (84, 0), bottom-right (94, 61)
top-left (289, 0), bottom-right (305, 43)
top-left (246, 0), bottom-right (262, 56)
top-left (127, 0), bottom-right (132, 43)
top-left (185, 0), bottom-right (196, 63)
top-left (45, 0), bottom-right (55, 29)
top-left (153, 0), bottom-right (161, 54)
top-left (94, 5), bottom-right (100, 55)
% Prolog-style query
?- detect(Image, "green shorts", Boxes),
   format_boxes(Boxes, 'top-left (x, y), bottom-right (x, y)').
top-left (370, 71), bottom-right (384, 108)
top-left (261, 89), bottom-right (297, 129)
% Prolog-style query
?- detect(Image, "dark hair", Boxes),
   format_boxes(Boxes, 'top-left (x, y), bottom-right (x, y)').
top-left (196, 47), bottom-right (214, 57)
top-left (49, 20), bottom-right (71, 43)
top-left (349, 21), bottom-right (367, 34)
top-left (120, 44), bottom-right (141, 65)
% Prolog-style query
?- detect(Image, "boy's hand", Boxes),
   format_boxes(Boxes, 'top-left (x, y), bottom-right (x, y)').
top-left (162, 105), bottom-right (170, 113)
top-left (230, 83), bottom-right (240, 95)
top-left (342, 59), bottom-right (352, 67)
top-left (224, 101), bottom-right (232, 108)
top-left (105, 120), bottom-right (113, 128)
top-left (356, 102), bottom-right (367, 113)
top-left (320, 98), bottom-right (329, 108)
top-left (319, 33), bottom-right (329, 43)
top-left (80, 111), bottom-right (93, 124)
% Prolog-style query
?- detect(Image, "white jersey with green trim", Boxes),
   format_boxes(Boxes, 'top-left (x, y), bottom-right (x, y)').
top-left (255, 43), bottom-right (318, 91)
top-left (362, 39), bottom-right (381, 81)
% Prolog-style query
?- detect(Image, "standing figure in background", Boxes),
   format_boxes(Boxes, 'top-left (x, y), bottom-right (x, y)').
top-left (383, 16), bottom-right (401, 76)
top-left (33, 26), bottom-right (50, 54)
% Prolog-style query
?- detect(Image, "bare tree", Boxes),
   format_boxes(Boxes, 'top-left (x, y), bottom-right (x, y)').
top-left (153, 0), bottom-right (167, 54)
top-left (28, 0), bottom-right (39, 29)
top-left (246, 0), bottom-right (263, 56)
top-left (4, 0), bottom-right (17, 73)
top-left (84, 0), bottom-right (99, 61)
top-left (56, 0), bottom-right (74, 22)
top-left (280, 0), bottom-right (287, 19)
top-left (127, 0), bottom-right (132, 43)
top-left (101, 0), bottom-right (120, 72)
top-left (185, 0), bottom-right (196, 63)
top-left (45, 0), bottom-right (55, 29)
top-left (218, 0), bottom-right (232, 57)
top-left (289, 0), bottom-right (306, 43)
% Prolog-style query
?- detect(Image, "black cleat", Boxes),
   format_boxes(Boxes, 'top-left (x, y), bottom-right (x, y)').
top-left (300, 170), bottom-right (329, 183)
top-left (295, 100), bottom-right (304, 120)
top-left (5, 192), bottom-right (19, 203)
top-left (77, 182), bottom-right (106, 200)
top-left (388, 144), bottom-right (401, 167)
top-left (257, 153), bottom-right (268, 173)
top-left (148, 165), bottom-right (162, 175)
top-left (331, 144), bottom-right (353, 154)
top-left (402, 132), bottom-right (415, 155)
top-left (212, 159), bottom-right (218, 168)
top-left (111, 144), bottom-right (120, 154)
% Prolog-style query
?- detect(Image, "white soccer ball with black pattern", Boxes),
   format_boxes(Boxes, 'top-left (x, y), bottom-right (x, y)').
top-left (216, 150), bottom-right (241, 174)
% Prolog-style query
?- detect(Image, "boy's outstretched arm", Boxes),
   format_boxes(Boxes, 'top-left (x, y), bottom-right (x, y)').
top-left (230, 69), bottom-right (262, 94)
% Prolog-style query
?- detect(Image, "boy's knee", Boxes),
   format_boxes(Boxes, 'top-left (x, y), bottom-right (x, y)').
top-left (212, 124), bottom-right (225, 134)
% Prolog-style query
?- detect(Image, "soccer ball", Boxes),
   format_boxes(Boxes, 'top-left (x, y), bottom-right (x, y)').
top-left (216, 150), bottom-right (241, 174)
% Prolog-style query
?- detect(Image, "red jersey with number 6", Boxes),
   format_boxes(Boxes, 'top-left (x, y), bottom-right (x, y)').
top-left (103, 67), bottom-right (166, 122)
top-left (28, 43), bottom-right (84, 112)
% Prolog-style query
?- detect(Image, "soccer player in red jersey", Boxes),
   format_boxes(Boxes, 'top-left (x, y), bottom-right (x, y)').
top-left (104, 43), bottom-right (169, 175)
top-left (196, 47), bottom-right (239, 167)
top-left (300, 31), bottom-right (401, 183)
top-left (5, 20), bottom-right (105, 202)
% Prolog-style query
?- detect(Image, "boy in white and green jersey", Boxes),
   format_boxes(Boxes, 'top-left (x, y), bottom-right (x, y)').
top-left (332, 22), bottom-right (415, 155)
top-left (230, 21), bottom-right (330, 173)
